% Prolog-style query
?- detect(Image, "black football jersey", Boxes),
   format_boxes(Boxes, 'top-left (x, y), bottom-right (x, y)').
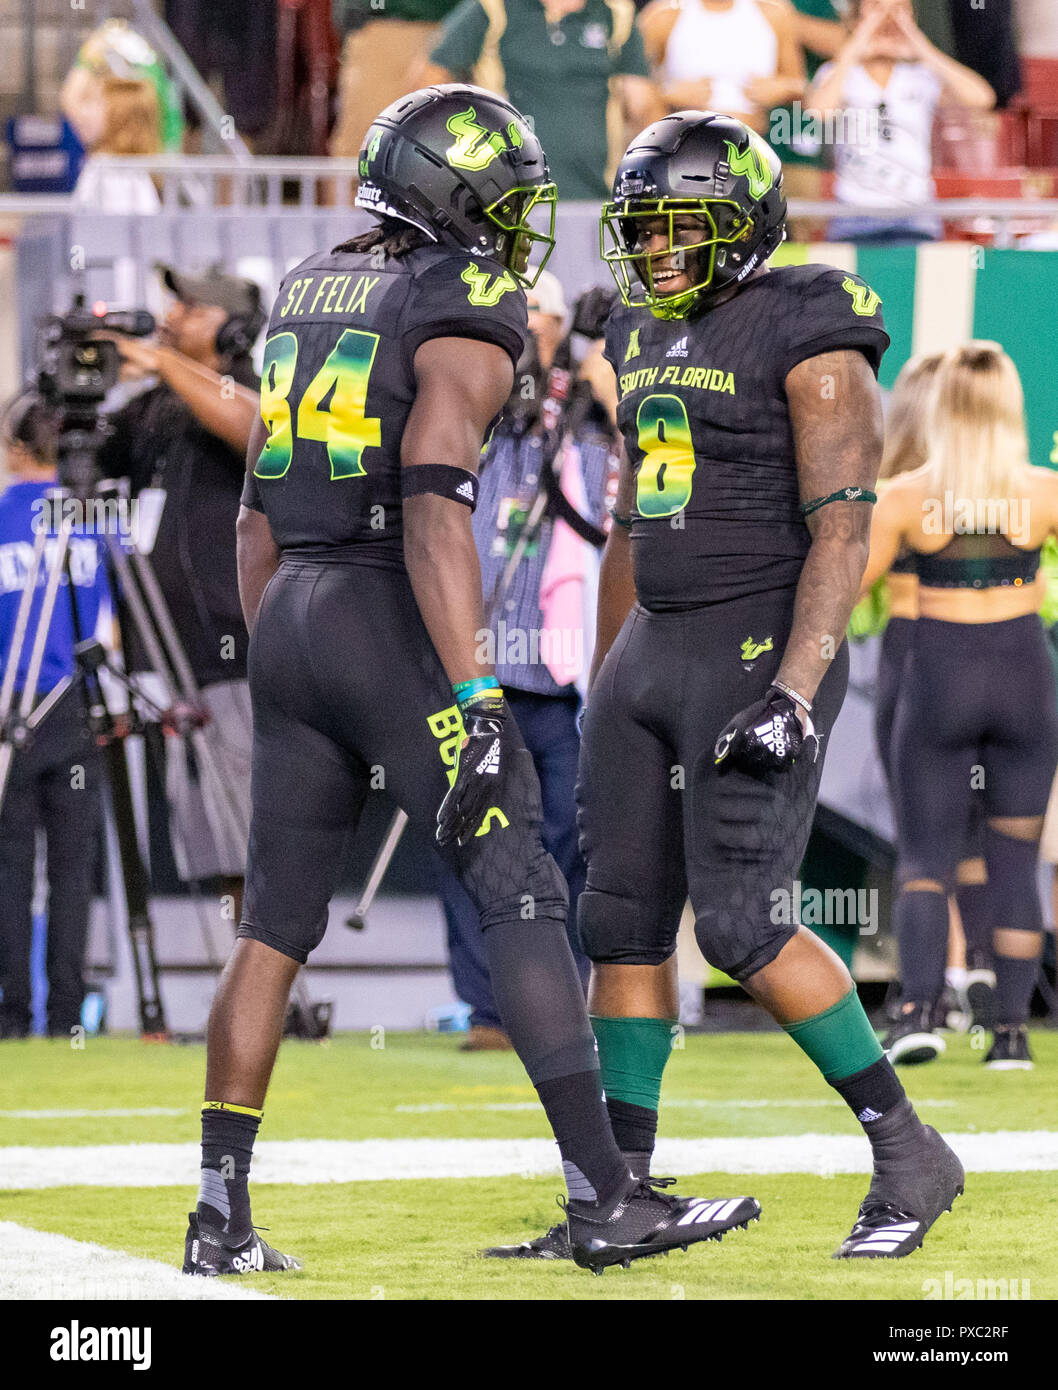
top-left (603, 264), bottom-right (890, 607)
top-left (241, 243), bottom-right (528, 563)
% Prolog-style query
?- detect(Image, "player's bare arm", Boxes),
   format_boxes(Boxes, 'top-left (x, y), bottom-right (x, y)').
top-left (587, 448), bottom-right (637, 692)
top-left (779, 347), bottom-right (884, 704)
top-left (235, 415), bottom-right (281, 634)
top-left (402, 335), bottom-right (513, 687)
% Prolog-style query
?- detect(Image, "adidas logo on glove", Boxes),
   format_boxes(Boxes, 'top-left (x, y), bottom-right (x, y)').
top-left (475, 738), bottom-right (502, 776)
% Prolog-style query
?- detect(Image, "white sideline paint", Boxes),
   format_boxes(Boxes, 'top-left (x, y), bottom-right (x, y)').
top-left (0, 1108), bottom-right (188, 1120)
top-left (0, 1131), bottom-right (1055, 1189)
top-left (0, 1223), bottom-right (275, 1301)
top-left (394, 1098), bottom-right (957, 1114)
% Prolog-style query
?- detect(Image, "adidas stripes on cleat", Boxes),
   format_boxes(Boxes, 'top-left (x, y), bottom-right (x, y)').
top-left (833, 1204), bottom-right (930, 1258)
top-left (183, 1212), bottom-right (301, 1276)
top-left (481, 1222), bottom-right (572, 1260)
top-left (567, 1178), bottom-right (761, 1274)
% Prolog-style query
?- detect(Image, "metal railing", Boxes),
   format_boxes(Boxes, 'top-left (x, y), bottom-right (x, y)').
top-left (1, 170), bottom-right (1057, 382)
top-left (5, 158), bottom-right (1058, 247)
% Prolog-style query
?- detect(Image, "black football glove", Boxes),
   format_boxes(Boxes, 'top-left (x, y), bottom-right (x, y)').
top-left (436, 692), bottom-right (507, 848)
top-left (714, 686), bottom-right (819, 777)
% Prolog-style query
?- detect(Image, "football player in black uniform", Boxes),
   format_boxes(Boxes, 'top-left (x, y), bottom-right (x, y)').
top-left (495, 112), bottom-right (964, 1263)
top-left (182, 87), bottom-right (759, 1279)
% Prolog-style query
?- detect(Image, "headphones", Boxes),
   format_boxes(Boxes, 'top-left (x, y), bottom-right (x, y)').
top-left (214, 289), bottom-right (267, 360)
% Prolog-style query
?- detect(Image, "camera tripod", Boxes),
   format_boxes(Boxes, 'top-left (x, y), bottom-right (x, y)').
top-left (0, 478), bottom-right (327, 1039)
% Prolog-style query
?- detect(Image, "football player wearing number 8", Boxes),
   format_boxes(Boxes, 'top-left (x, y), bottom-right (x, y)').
top-left (502, 112), bottom-right (964, 1263)
top-left (183, 85), bottom-right (754, 1279)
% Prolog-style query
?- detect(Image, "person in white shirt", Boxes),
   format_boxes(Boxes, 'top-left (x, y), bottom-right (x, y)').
top-left (809, 0), bottom-right (993, 243)
top-left (71, 77), bottom-right (162, 214)
top-left (640, 0), bottom-right (805, 133)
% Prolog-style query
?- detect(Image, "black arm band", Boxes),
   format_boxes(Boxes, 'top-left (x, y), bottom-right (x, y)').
top-left (401, 465), bottom-right (479, 512)
top-left (799, 486), bottom-right (877, 518)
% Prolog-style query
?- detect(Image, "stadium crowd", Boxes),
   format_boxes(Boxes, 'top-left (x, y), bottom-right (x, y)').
top-left (12, 2), bottom-right (1049, 209)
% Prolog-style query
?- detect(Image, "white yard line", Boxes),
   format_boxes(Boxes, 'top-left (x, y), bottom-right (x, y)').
top-left (394, 1098), bottom-right (957, 1114)
top-left (1, 1131), bottom-right (1055, 1190)
top-left (0, 1108), bottom-right (188, 1120)
top-left (0, 1223), bottom-right (275, 1301)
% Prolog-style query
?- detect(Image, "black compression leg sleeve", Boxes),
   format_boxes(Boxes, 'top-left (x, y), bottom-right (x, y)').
top-left (484, 917), bottom-right (627, 1204)
top-left (893, 887), bottom-right (949, 1005)
top-left (993, 956), bottom-right (1039, 1029)
top-left (955, 881), bottom-right (992, 971)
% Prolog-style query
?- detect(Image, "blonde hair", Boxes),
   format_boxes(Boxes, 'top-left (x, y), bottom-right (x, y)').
top-left (97, 78), bottom-right (161, 156)
top-left (926, 340), bottom-right (1031, 529)
top-left (880, 351), bottom-right (944, 480)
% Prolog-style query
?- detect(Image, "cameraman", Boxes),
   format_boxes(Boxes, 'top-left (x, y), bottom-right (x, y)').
top-left (0, 397), bottom-right (109, 1038)
top-left (437, 272), bottom-right (619, 1050)
top-left (97, 266), bottom-right (263, 909)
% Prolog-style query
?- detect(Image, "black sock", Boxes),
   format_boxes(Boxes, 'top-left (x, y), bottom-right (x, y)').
top-left (955, 882), bottom-right (991, 971)
top-left (993, 955), bottom-right (1038, 1029)
top-left (894, 888), bottom-right (948, 1004)
top-left (830, 1057), bottom-right (919, 1148)
top-left (198, 1108), bottom-right (260, 1239)
top-left (535, 1072), bottom-right (629, 1207)
top-left (606, 1096), bottom-right (656, 1179)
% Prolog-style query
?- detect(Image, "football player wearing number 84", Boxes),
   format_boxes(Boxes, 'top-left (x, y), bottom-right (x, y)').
top-left (183, 85), bottom-right (757, 1280)
top-left (494, 112), bottom-right (964, 1264)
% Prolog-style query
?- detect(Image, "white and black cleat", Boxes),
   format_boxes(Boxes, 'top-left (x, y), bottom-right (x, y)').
top-left (568, 1178), bottom-right (761, 1275)
top-left (834, 1126), bottom-right (964, 1260)
top-left (481, 1221), bottom-right (572, 1261)
top-left (833, 1204), bottom-right (928, 1259)
top-left (883, 1002), bottom-right (945, 1066)
top-left (182, 1211), bottom-right (301, 1276)
top-left (985, 1025), bottom-right (1033, 1071)
top-left (963, 969), bottom-right (996, 1030)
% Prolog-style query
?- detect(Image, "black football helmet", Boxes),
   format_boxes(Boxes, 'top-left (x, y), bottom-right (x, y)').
top-left (600, 112), bottom-right (787, 320)
top-left (355, 85), bottom-right (557, 287)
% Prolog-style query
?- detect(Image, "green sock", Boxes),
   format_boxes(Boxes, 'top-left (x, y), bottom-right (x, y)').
top-left (590, 1015), bottom-right (676, 1167)
top-left (782, 987), bottom-right (884, 1081)
top-left (590, 1015), bottom-right (677, 1109)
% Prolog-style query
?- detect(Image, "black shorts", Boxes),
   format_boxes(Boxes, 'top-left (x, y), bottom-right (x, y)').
top-left (576, 588), bottom-right (849, 980)
top-left (238, 559), bottom-right (566, 963)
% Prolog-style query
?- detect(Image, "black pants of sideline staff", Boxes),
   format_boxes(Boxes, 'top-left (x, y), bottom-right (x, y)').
top-left (0, 688), bottom-right (101, 1038)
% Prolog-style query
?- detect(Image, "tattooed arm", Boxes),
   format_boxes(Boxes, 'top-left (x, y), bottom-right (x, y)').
top-left (777, 349), bottom-right (884, 709)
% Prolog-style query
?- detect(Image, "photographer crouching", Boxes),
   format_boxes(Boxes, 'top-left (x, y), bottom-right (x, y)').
top-left (98, 265), bottom-right (264, 916)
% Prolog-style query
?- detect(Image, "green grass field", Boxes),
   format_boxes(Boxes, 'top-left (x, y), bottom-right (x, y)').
top-left (1, 1030), bottom-right (1055, 1300)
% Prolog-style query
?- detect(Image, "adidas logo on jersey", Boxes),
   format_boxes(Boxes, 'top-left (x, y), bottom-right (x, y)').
top-left (475, 738), bottom-right (501, 776)
top-left (666, 336), bottom-right (689, 358)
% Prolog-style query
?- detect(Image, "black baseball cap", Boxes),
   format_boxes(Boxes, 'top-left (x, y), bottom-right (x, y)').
top-left (156, 264), bottom-right (261, 320)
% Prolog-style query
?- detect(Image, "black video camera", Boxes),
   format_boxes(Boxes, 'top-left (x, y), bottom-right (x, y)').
top-left (34, 294), bottom-right (155, 495)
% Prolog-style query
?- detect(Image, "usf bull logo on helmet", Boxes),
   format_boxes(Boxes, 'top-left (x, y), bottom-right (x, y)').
top-left (600, 111), bottom-right (787, 320)
top-left (355, 85), bottom-right (557, 288)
